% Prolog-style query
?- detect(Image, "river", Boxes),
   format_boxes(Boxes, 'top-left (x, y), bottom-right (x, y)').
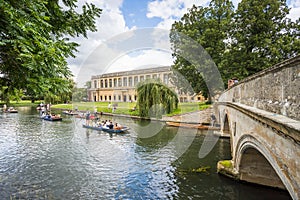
top-left (0, 107), bottom-right (291, 199)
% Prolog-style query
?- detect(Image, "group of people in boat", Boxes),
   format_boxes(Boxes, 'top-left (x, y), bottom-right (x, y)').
top-left (38, 102), bottom-right (61, 119)
top-left (41, 112), bottom-right (61, 119)
top-left (86, 116), bottom-right (123, 130)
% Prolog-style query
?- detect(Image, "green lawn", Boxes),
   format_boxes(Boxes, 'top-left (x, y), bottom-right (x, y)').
top-left (1, 100), bottom-right (211, 116)
top-left (52, 101), bottom-right (211, 116)
top-left (0, 100), bottom-right (41, 107)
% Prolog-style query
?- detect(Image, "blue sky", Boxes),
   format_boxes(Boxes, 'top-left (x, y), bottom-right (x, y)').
top-left (121, 0), bottom-right (161, 28)
top-left (70, 0), bottom-right (300, 83)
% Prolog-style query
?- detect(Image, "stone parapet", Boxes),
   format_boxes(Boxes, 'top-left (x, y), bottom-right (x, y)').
top-left (219, 55), bottom-right (300, 120)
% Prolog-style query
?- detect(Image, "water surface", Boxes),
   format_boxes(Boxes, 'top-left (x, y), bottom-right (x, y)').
top-left (0, 107), bottom-right (291, 199)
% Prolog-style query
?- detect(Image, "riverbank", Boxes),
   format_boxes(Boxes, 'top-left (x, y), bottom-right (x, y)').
top-left (53, 106), bottom-right (214, 124)
top-left (54, 106), bottom-right (216, 130)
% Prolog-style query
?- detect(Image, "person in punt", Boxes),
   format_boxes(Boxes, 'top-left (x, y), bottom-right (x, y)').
top-left (108, 121), bottom-right (114, 129)
top-left (114, 123), bottom-right (122, 130)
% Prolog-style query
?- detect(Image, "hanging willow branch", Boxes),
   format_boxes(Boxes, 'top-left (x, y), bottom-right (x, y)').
top-left (136, 79), bottom-right (178, 118)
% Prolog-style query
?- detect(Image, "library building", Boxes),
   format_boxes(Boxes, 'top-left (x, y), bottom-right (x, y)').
top-left (88, 66), bottom-right (205, 103)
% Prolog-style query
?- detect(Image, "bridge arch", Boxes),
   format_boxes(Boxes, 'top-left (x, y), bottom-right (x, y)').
top-left (215, 56), bottom-right (300, 199)
top-left (219, 110), bottom-right (234, 153)
top-left (235, 134), bottom-right (294, 198)
top-left (222, 113), bottom-right (230, 135)
top-left (219, 108), bottom-right (232, 136)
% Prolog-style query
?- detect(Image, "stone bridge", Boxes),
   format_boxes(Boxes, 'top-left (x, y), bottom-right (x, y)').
top-left (215, 55), bottom-right (300, 199)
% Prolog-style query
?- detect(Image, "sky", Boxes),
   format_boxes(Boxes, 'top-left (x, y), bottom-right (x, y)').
top-left (69, 0), bottom-right (300, 84)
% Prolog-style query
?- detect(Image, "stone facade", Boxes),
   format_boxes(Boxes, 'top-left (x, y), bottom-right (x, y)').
top-left (217, 103), bottom-right (300, 199)
top-left (219, 55), bottom-right (300, 121)
top-left (88, 66), bottom-right (205, 103)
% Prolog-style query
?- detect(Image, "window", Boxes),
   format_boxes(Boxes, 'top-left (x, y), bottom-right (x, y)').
top-left (134, 76), bottom-right (138, 85)
top-left (118, 78), bottom-right (122, 87)
top-left (163, 74), bottom-right (169, 84)
top-left (105, 79), bottom-right (108, 88)
top-left (140, 76), bottom-right (144, 82)
top-left (128, 77), bottom-right (133, 87)
top-left (146, 75), bottom-right (151, 79)
top-left (109, 79), bottom-right (112, 87)
top-left (100, 80), bottom-right (103, 88)
top-left (94, 80), bottom-right (97, 88)
top-left (123, 77), bottom-right (127, 87)
top-left (114, 78), bottom-right (117, 87)
top-left (152, 74), bottom-right (157, 79)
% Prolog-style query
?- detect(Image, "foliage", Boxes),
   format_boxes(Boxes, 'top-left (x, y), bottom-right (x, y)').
top-left (0, 100), bottom-right (40, 107)
top-left (166, 102), bottom-right (211, 116)
top-left (136, 79), bottom-right (179, 118)
top-left (170, 0), bottom-right (233, 98)
top-left (0, 86), bottom-right (24, 103)
top-left (170, 0), bottom-right (299, 92)
top-left (72, 83), bottom-right (88, 102)
top-left (0, 0), bottom-right (102, 103)
top-left (219, 160), bottom-right (232, 168)
top-left (223, 0), bottom-right (300, 79)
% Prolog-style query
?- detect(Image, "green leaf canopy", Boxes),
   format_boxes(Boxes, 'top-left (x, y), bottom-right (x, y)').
top-left (137, 80), bottom-right (178, 118)
top-left (0, 0), bottom-right (101, 101)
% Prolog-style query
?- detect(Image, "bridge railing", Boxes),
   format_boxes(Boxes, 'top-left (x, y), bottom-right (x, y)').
top-left (218, 55), bottom-right (300, 121)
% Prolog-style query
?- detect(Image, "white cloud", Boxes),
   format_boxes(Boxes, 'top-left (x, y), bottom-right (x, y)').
top-left (146, 0), bottom-right (300, 30)
top-left (288, 0), bottom-right (300, 21)
top-left (290, 0), bottom-right (300, 7)
top-left (75, 28), bottom-right (174, 86)
top-left (68, 0), bottom-right (130, 81)
top-left (288, 7), bottom-right (300, 21)
top-left (69, 0), bottom-right (299, 86)
top-left (146, 0), bottom-right (210, 29)
top-left (107, 49), bottom-right (173, 73)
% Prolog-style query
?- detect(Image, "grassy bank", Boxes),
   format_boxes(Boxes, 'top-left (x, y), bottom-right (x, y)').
top-left (52, 101), bottom-right (211, 116)
top-left (0, 100), bottom-right (41, 107)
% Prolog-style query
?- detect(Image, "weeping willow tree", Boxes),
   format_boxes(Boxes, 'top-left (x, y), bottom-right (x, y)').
top-left (137, 80), bottom-right (178, 118)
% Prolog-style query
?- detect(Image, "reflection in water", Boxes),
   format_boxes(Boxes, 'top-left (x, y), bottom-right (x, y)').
top-left (0, 107), bottom-right (291, 199)
top-left (85, 128), bottom-right (90, 138)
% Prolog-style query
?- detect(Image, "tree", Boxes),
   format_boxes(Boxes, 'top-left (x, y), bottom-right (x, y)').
top-left (137, 80), bottom-right (178, 118)
top-left (72, 81), bottom-right (89, 102)
top-left (0, 0), bottom-right (101, 103)
top-left (170, 0), bottom-right (299, 91)
top-left (225, 0), bottom-right (300, 79)
top-left (170, 0), bottom-right (233, 99)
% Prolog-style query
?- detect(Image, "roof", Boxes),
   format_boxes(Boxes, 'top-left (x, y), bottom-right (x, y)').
top-left (91, 66), bottom-right (171, 79)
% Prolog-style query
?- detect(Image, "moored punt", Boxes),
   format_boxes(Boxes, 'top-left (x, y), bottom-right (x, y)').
top-left (62, 110), bottom-right (79, 116)
top-left (42, 115), bottom-right (62, 121)
top-left (166, 121), bottom-right (220, 130)
top-left (82, 124), bottom-right (129, 133)
top-left (75, 114), bottom-right (96, 120)
top-left (5, 109), bottom-right (18, 113)
top-left (4, 108), bottom-right (18, 113)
